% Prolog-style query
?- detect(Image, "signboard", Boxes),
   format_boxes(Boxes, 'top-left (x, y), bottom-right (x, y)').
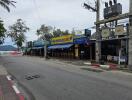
top-left (75, 30), bottom-right (84, 35)
top-left (74, 37), bottom-right (88, 44)
top-left (115, 25), bottom-right (125, 36)
top-left (51, 35), bottom-right (73, 45)
top-left (120, 56), bottom-right (126, 62)
top-left (74, 35), bottom-right (86, 39)
top-left (102, 28), bottom-right (110, 38)
top-left (129, 26), bottom-right (132, 37)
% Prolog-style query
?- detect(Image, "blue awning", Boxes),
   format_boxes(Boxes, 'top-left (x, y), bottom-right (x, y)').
top-left (48, 44), bottom-right (73, 49)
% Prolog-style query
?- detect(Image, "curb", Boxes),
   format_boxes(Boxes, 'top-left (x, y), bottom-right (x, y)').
top-left (84, 62), bottom-right (118, 70)
top-left (6, 75), bottom-right (25, 100)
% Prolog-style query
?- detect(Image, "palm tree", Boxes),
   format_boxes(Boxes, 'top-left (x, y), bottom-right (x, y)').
top-left (0, 0), bottom-right (16, 12)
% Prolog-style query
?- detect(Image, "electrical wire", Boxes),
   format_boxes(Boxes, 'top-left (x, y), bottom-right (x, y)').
top-left (32, 0), bottom-right (41, 24)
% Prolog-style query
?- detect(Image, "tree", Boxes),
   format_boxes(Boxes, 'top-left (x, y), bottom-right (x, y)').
top-left (53, 29), bottom-right (62, 37)
top-left (8, 19), bottom-right (29, 49)
top-left (62, 30), bottom-right (70, 36)
top-left (0, 19), bottom-right (6, 44)
top-left (0, 0), bottom-right (16, 12)
top-left (36, 24), bottom-right (53, 41)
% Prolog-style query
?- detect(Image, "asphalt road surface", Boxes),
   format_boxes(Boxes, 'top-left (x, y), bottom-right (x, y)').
top-left (1, 56), bottom-right (132, 100)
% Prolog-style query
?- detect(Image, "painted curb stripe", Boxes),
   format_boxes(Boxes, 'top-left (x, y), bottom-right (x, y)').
top-left (6, 76), bottom-right (11, 81)
top-left (6, 76), bottom-right (13, 86)
top-left (0, 86), bottom-right (3, 96)
top-left (18, 94), bottom-right (25, 100)
top-left (12, 85), bottom-right (20, 94)
top-left (6, 75), bottom-right (25, 100)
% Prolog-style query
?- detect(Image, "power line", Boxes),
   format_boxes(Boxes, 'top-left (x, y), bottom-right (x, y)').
top-left (32, 0), bottom-right (41, 24)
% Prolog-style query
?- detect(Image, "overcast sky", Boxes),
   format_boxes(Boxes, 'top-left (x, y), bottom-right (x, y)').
top-left (0, 0), bottom-right (129, 45)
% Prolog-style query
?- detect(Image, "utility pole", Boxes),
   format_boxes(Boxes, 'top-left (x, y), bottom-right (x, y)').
top-left (83, 0), bottom-right (101, 63)
top-left (129, 0), bottom-right (132, 69)
top-left (95, 0), bottom-right (101, 63)
top-left (44, 40), bottom-right (47, 59)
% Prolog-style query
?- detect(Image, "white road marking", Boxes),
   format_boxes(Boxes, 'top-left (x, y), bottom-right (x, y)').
top-left (12, 85), bottom-right (20, 94)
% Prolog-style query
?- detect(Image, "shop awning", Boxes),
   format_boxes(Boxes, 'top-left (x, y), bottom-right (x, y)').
top-left (48, 44), bottom-right (73, 49)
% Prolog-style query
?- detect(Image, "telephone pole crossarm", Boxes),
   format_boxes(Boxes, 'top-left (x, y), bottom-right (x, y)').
top-left (95, 13), bottom-right (131, 25)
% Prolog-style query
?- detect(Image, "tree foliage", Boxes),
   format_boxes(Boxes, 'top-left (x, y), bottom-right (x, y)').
top-left (62, 30), bottom-right (70, 35)
top-left (53, 29), bottom-right (70, 37)
top-left (37, 25), bottom-right (71, 40)
top-left (0, 0), bottom-right (16, 12)
top-left (0, 20), bottom-right (6, 44)
top-left (8, 19), bottom-right (29, 49)
top-left (53, 29), bottom-right (62, 37)
top-left (36, 24), bottom-right (53, 41)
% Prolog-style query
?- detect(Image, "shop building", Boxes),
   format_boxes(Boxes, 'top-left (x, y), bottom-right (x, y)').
top-left (48, 35), bottom-right (95, 60)
top-left (100, 25), bottom-right (128, 64)
top-left (26, 39), bottom-right (50, 57)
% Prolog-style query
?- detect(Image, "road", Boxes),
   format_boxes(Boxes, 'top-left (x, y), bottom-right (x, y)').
top-left (0, 56), bottom-right (132, 100)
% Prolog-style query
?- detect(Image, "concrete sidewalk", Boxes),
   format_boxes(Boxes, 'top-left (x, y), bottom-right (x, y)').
top-left (0, 65), bottom-right (19, 100)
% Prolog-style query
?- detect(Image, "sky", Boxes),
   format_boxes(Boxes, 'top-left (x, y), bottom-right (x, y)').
top-left (0, 0), bottom-right (129, 46)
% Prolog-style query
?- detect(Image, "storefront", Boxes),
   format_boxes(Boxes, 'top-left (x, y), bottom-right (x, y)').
top-left (48, 35), bottom-right (95, 60)
top-left (74, 36), bottom-right (95, 60)
top-left (48, 35), bottom-right (75, 59)
top-left (31, 39), bottom-right (50, 57)
top-left (101, 25), bottom-right (128, 64)
top-left (101, 38), bottom-right (128, 64)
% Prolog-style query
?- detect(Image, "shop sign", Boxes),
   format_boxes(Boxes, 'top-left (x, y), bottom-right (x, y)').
top-left (102, 28), bottom-right (110, 38)
top-left (129, 26), bottom-right (132, 36)
top-left (74, 37), bottom-right (88, 44)
top-left (113, 56), bottom-right (119, 62)
top-left (115, 25), bottom-right (125, 36)
top-left (74, 35), bottom-right (86, 39)
top-left (51, 35), bottom-right (73, 45)
top-left (120, 56), bottom-right (127, 63)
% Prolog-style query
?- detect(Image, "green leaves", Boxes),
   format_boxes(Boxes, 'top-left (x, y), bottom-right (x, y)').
top-left (8, 19), bottom-right (29, 48)
top-left (36, 24), bottom-right (53, 41)
top-left (0, 0), bottom-right (16, 12)
top-left (0, 20), bottom-right (6, 44)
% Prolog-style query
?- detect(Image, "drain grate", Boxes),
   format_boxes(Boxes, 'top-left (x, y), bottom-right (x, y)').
top-left (25, 75), bottom-right (40, 80)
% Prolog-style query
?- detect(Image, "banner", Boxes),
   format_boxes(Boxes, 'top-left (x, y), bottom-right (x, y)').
top-left (51, 35), bottom-right (73, 45)
top-left (102, 28), bottom-right (110, 38)
top-left (115, 25), bottom-right (125, 36)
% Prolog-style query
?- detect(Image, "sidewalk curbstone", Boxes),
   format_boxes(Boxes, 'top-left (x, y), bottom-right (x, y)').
top-left (6, 75), bottom-right (25, 100)
top-left (84, 62), bottom-right (91, 66)
top-left (91, 64), bottom-right (100, 68)
top-left (83, 62), bottom-right (118, 70)
top-left (0, 64), bottom-right (25, 100)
